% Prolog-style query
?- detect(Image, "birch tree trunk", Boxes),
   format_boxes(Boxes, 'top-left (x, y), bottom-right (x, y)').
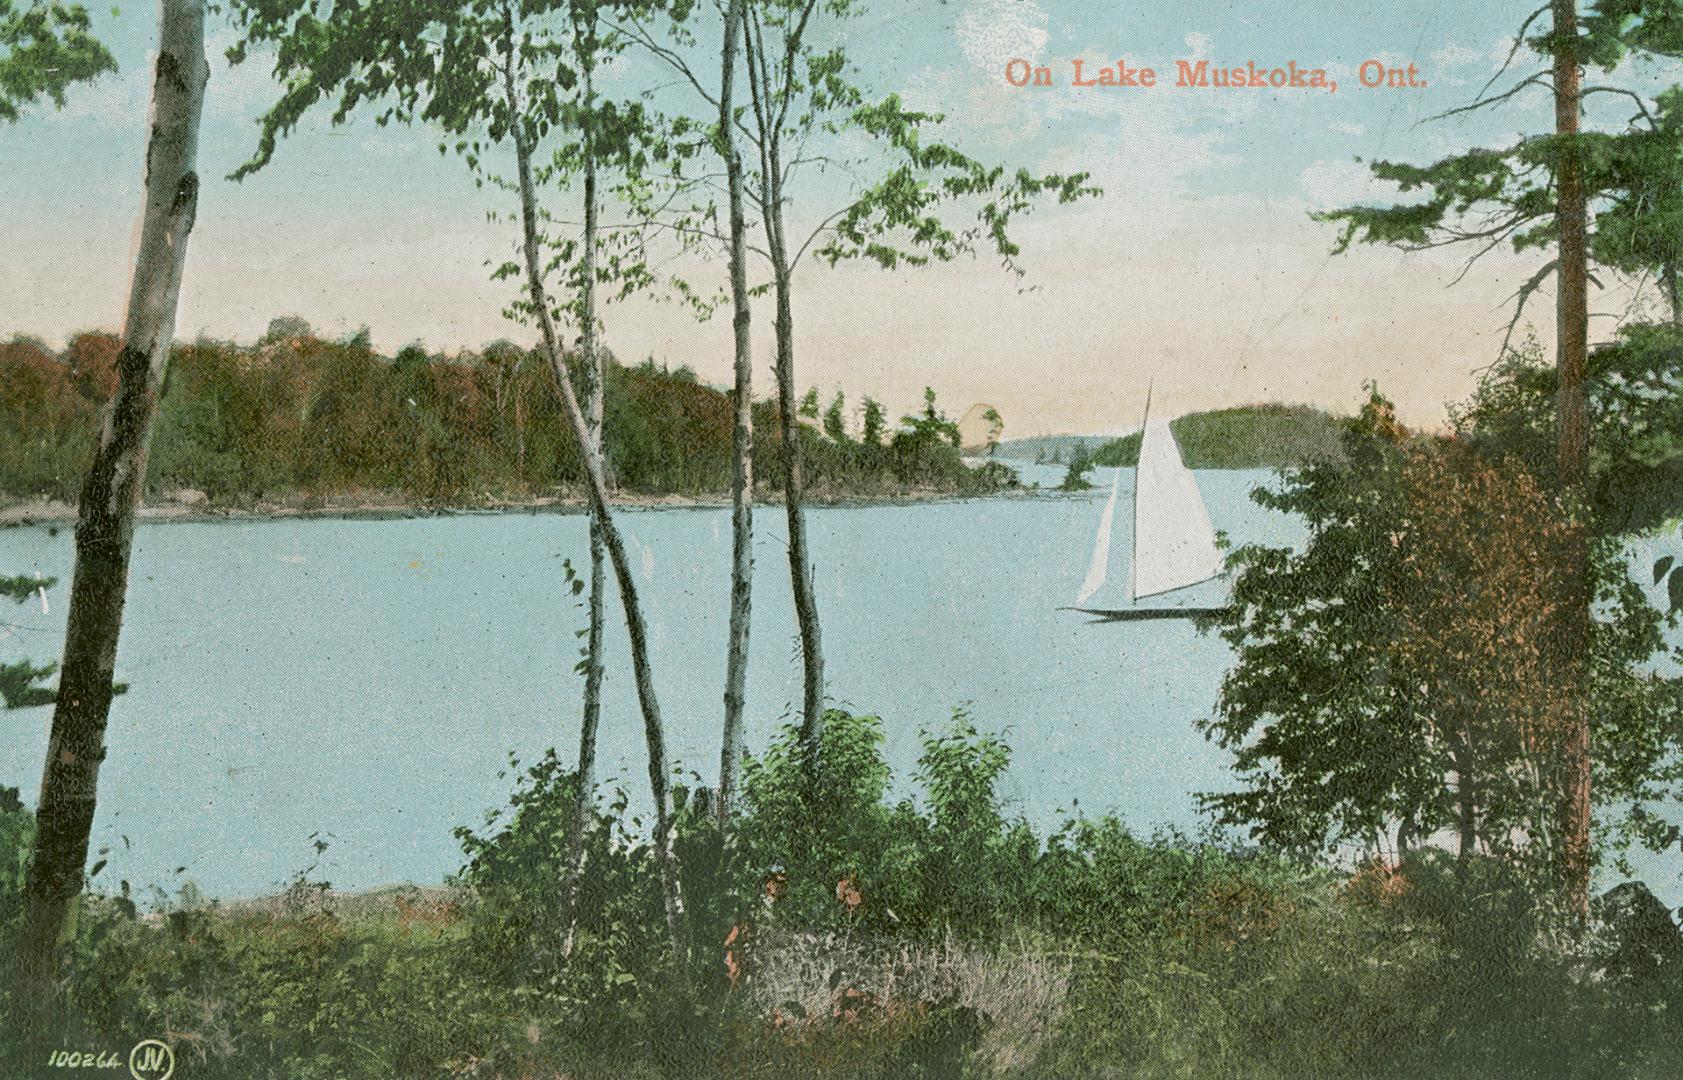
top-left (10, 0), bottom-right (208, 1027)
top-left (1552, 0), bottom-right (1593, 921)
top-left (771, 239), bottom-right (825, 758)
top-left (500, 21), bottom-right (687, 957)
top-left (741, 3), bottom-right (825, 761)
top-left (561, 4), bottom-right (607, 956)
top-left (717, 0), bottom-right (754, 826)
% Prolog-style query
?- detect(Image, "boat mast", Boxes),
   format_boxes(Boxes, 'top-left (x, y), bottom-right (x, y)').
top-left (1130, 380), bottom-right (1153, 603)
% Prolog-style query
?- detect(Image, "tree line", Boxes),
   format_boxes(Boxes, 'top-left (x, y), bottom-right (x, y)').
top-left (0, 325), bottom-right (1010, 506)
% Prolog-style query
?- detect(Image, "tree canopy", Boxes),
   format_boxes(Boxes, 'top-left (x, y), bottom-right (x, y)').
top-left (1315, 0), bottom-right (1683, 339)
top-left (1203, 389), bottom-right (1682, 877)
top-left (0, 1), bottom-right (114, 123)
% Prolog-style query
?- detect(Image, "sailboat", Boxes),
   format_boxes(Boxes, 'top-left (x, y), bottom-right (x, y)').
top-left (1067, 389), bottom-right (1228, 621)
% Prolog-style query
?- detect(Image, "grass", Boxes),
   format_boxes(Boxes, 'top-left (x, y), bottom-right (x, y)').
top-left (1, 712), bottom-right (1679, 1078)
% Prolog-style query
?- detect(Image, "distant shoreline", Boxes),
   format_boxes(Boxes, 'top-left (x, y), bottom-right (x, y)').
top-left (0, 485), bottom-right (1066, 530)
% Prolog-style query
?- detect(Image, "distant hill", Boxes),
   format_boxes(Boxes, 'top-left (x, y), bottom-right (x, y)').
top-left (1092, 404), bottom-right (1345, 469)
top-left (995, 434), bottom-right (1113, 464)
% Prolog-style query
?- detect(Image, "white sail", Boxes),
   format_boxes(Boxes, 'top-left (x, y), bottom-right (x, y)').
top-left (1131, 417), bottom-right (1223, 600)
top-left (1075, 467), bottom-right (1122, 604)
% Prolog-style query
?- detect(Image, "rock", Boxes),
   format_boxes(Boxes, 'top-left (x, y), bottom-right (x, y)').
top-left (1593, 881), bottom-right (1682, 983)
top-left (956, 403), bottom-right (1003, 455)
top-left (171, 488), bottom-right (210, 506)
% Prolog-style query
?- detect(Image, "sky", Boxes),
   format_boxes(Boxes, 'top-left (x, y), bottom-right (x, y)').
top-left (4, 0), bottom-right (1678, 436)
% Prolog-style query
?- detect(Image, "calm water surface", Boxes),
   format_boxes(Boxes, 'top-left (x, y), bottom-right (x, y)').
top-left (0, 466), bottom-right (1676, 903)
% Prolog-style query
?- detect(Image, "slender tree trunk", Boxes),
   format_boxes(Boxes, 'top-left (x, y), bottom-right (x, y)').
top-left (717, 0), bottom-right (754, 827)
top-left (770, 217), bottom-right (821, 757)
top-left (1454, 736), bottom-right (1478, 865)
top-left (1663, 260), bottom-right (1681, 328)
top-left (1553, 0), bottom-right (1593, 921)
top-left (500, 15), bottom-right (687, 958)
top-left (561, 10), bottom-right (608, 956)
top-left (561, 533), bottom-right (606, 957)
top-left (770, 252), bottom-right (825, 757)
top-left (515, 388), bottom-right (527, 477)
top-left (1396, 816), bottom-right (1418, 858)
top-left (741, 4), bottom-right (824, 759)
top-left (10, 0), bottom-right (207, 1032)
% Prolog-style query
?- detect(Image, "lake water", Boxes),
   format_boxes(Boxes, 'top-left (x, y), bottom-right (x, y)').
top-left (0, 466), bottom-right (1677, 904)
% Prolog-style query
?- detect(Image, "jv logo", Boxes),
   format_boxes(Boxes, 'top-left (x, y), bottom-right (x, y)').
top-left (127, 1040), bottom-right (174, 1080)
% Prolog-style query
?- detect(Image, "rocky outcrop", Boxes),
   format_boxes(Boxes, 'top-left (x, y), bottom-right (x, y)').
top-left (956, 404), bottom-right (1003, 455)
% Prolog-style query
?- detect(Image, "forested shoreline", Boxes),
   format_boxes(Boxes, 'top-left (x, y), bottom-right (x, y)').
top-left (0, 324), bottom-right (1017, 513)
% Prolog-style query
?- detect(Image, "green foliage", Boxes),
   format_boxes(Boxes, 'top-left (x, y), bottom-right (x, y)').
top-left (0, 335), bottom-right (100, 499)
top-left (0, 571), bottom-right (55, 708)
top-left (818, 91), bottom-right (1098, 277)
top-left (911, 713), bottom-right (1033, 938)
top-left (1453, 329), bottom-right (1683, 535)
top-left (453, 750), bottom-right (676, 1046)
top-left (0, 571), bottom-right (50, 604)
top-left (9, 712), bottom-right (1683, 1078)
top-left (0, 785), bottom-right (32, 941)
top-left (1058, 444), bottom-right (1094, 491)
top-left (720, 0), bottom-right (1098, 319)
top-left (0, 0), bottom-right (115, 123)
top-left (755, 396), bottom-right (1018, 500)
top-left (822, 391), bottom-right (848, 443)
top-left (738, 710), bottom-right (922, 932)
top-left (980, 406), bottom-right (1003, 454)
top-left (1590, 87), bottom-right (1683, 297)
top-left (1034, 849), bottom-right (1683, 1080)
top-left (892, 387), bottom-right (960, 455)
top-left (0, 657), bottom-right (56, 708)
top-left (1204, 387), bottom-right (1682, 877)
top-left (0, 331), bottom-right (1008, 506)
top-left (1313, 1), bottom-right (1683, 334)
top-left (860, 396), bottom-right (885, 448)
top-left (1094, 403), bottom-right (1347, 470)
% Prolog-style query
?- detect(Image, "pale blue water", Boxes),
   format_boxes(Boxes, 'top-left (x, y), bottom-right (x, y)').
top-left (0, 467), bottom-right (1677, 905)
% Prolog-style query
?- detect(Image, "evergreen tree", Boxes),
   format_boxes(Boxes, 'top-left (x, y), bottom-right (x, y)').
top-left (0, 574), bottom-right (55, 709)
top-left (822, 390), bottom-right (848, 443)
top-left (860, 396), bottom-right (885, 448)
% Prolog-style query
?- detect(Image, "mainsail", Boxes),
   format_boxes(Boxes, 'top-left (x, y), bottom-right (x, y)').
top-left (1070, 399), bottom-right (1225, 611)
top-left (1131, 416), bottom-right (1223, 600)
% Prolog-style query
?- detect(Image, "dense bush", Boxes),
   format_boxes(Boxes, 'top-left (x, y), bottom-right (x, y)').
top-left (1, 713), bottom-right (1679, 1078)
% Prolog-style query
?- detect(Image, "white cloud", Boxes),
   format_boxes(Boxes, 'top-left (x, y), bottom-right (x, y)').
top-left (54, 57), bottom-right (148, 125)
top-left (1330, 121), bottom-right (1366, 137)
top-left (1299, 158), bottom-right (1399, 211)
top-left (50, 29), bottom-right (279, 126)
top-left (954, 0), bottom-right (1050, 74)
top-left (1431, 42), bottom-right (1482, 68)
top-left (1488, 35), bottom-right (1530, 71)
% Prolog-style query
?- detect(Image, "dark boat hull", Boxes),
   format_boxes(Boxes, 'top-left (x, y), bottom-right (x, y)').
top-left (1062, 606), bottom-right (1231, 622)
